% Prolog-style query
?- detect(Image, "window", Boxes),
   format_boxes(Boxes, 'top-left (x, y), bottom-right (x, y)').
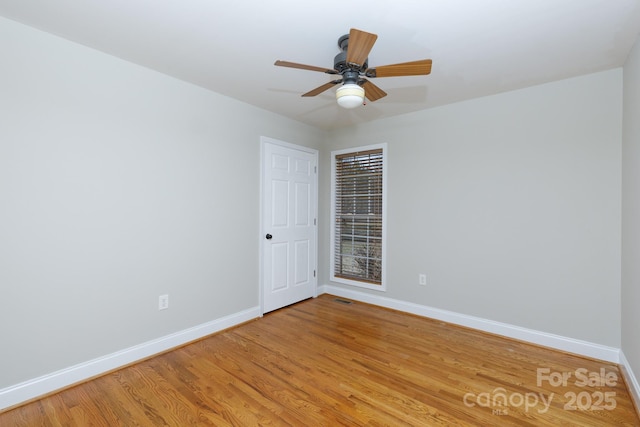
top-left (330, 143), bottom-right (386, 290)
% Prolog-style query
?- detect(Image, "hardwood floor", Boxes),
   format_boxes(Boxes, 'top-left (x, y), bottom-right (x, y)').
top-left (2, 294), bottom-right (639, 426)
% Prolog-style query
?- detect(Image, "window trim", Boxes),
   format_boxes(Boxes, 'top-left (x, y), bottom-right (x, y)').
top-left (330, 143), bottom-right (387, 291)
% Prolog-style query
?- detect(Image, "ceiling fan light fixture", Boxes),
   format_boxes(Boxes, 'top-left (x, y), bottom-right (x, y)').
top-left (336, 83), bottom-right (365, 109)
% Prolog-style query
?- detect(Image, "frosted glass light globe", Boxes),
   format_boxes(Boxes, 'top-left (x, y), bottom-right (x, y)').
top-left (336, 83), bottom-right (365, 109)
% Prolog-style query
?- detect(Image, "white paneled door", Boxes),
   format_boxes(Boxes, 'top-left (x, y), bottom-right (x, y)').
top-left (261, 138), bottom-right (317, 314)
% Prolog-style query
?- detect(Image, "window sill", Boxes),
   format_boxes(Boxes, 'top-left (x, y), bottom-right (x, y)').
top-left (330, 275), bottom-right (386, 292)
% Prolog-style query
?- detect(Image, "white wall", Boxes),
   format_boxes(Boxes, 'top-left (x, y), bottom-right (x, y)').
top-left (0, 16), bottom-right (325, 389)
top-left (322, 70), bottom-right (622, 347)
top-left (622, 36), bottom-right (640, 385)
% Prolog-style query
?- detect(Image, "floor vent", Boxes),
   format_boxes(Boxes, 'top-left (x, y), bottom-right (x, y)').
top-left (333, 298), bottom-right (353, 305)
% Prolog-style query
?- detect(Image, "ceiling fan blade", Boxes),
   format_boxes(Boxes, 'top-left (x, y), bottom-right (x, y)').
top-left (366, 59), bottom-right (432, 78)
top-left (275, 60), bottom-right (338, 74)
top-left (361, 79), bottom-right (387, 102)
top-left (302, 80), bottom-right (343, 97)
top-left (346, 28), bottom-right (378, 68)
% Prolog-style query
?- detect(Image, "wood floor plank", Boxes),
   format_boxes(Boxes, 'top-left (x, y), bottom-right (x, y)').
top-left (1, 294), bottom-right (638, 426)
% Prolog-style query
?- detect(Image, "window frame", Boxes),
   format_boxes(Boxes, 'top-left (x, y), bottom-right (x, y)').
top-left (330, 143), bottom-right (387, 291)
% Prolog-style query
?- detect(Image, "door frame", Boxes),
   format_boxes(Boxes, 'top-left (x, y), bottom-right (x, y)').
top-left (259, 136), bottom-right (319, 316)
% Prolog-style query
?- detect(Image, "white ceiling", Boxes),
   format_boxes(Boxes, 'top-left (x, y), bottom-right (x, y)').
top-left (2, 0), bottom-right (640, 130)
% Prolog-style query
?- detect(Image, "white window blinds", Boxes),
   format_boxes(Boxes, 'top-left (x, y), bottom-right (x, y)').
top-left (333, 148), bottom-right (383, 285)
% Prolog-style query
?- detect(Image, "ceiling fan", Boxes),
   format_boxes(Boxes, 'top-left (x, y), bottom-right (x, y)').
top-left (275, 28), bottom-right (432, 109)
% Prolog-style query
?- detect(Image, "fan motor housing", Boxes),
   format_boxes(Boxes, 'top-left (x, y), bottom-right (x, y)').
top-left (334, 34), bottom-right (368, 73)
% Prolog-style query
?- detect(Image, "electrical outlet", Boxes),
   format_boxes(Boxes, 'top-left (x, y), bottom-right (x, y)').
top-left (418, 274), bottom-right (427, 286)
top-left (158, 294), bottom-right (169, 310)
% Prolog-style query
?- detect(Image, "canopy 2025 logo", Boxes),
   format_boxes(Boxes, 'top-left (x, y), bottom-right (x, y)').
top-left (463, 367), bottom-right (618, 415)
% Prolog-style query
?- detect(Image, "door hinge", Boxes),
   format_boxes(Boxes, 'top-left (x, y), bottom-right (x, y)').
top-left (314, 166), bottom-right (317, 174)
top-left (313, 270), bottom-right (316, 277)
top-left (314, 218), bottom-right (316, 226)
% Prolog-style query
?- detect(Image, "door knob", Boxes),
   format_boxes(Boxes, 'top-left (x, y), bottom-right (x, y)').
top-left (265, 233), bottom-right (273, 240)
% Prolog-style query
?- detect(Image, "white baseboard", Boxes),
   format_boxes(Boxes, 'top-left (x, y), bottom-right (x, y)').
top-left (0, 306), bottom-right (260, 412)
top-left (319, 284), bottom-right (621, 363)
top-left (620, 351), bottom-right (640, 414)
